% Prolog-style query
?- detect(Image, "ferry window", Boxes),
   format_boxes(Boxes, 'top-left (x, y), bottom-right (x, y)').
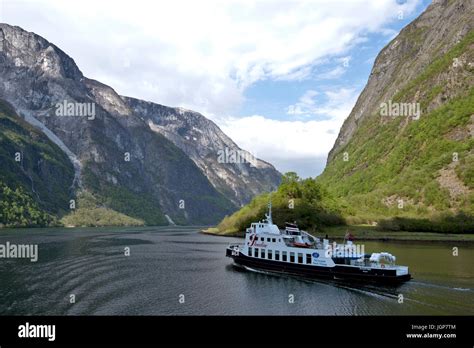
top-left (248, 247), bottom-right (253, 257)
top-left (260, 237), bottom-right (264, 241)
top-left (254, 248), bottom-right (258, 257)
top-left (268, 250), bottom-right (273, 260)
top-left (282, 251), bottom-right (287, 262)
top-left (275, 250), bottom-right (280, 261)
top-left (298, 253), bottom-right (303, 264)
top-left (272, 238), bottom-right (276, 243)
top-left (306, 254), bottom-right (311, 264)
top-left (260, 249), bottom-right (265, 259)
top-left (267, 238), bottom-right (271, 242)
top-left (290, 252), bottom-right (295, 263)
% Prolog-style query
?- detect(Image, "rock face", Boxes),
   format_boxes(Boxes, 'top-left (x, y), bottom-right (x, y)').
top-left (123, 96), bottom-right (281, 206)
top-left (0, 23), bottom-right (280, 224)
top-left (319, 0), bottom-right (474, 218)
top-left (328, 0), bottom-right (474, 162)
top-left (0, 98), bottom-right (75, 217)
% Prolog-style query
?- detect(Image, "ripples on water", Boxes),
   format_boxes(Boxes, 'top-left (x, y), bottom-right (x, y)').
top-left (0, 226), bottom-right (472, 315)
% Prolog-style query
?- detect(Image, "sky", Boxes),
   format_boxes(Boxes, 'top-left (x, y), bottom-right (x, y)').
top-left (1, 0), bottom-right (431, 178)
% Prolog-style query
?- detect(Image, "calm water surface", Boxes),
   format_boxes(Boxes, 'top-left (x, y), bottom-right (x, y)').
top-left (0, 226), bottom-right (473, 315)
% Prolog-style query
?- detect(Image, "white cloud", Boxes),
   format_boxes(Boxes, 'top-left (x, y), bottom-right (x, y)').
top-left (314, 88), bottom-right (360, 120)
top-left (315, 55), bottom-right (351, 80)
top-left (287, 90), bottom-right (319, 116)
top-left (3, 0), bottom-right (421, 116)
top-left (317, 66), bottom-right (346, 80)
top-left (287, 87), bottom-right (358, 120)
top-left (220, 87), bottom-right (360, 177)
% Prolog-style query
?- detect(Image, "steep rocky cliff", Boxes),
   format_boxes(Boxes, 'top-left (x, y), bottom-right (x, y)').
top-left (123, 97), bottom-right (281, 206)
top-left (319, 0), bottom-right (473, 221)
top-left (0, 23), bottom-right (279, 225)
top-left (0, 98), bottom-right (74, 226)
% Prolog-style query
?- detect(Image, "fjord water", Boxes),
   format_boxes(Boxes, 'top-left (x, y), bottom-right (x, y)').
top-left (0, 226), bottom-right (472, 315)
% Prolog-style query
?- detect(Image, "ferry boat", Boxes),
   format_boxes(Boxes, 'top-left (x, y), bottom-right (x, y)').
top-left (226, 203), bottom-right (411, 284)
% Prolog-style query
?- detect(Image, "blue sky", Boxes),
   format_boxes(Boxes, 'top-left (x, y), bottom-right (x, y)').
top-left (3, 0), bottom-right (432, 178)
top-left (239, 5), bottom-right (430, 121)
top-left (218, 0), bottom-right (431, 177)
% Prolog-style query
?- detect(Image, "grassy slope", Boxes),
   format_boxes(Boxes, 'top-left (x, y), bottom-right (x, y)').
top-left (317, 30), bottom-right (474, 226)
top-left (0, 181), bottom-right (55, 227)
top-left (213, 174), bottom-right (345, 235)
top-left (60, 191), bottom-right (144, 227)
top-left (210, 32), bottom-right (474, 238)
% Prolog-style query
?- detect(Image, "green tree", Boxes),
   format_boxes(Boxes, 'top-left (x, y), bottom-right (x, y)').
top-left (280, 172), bottom-right (302, 199)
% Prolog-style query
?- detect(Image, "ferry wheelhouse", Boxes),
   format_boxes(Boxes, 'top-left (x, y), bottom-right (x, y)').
top-left (226, 204), bottom-right (411, 284)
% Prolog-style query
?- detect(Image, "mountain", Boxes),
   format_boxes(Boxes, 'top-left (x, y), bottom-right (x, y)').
top-left (123, 96), bottom-right (281, 206)
top-left (0, 23), bottom-right (280, 226)
top-left (0, 98), bottom-right (143, 227)
top-left (318, 0), bottom-right (473, 228)
top-left (212, 0), bottom-right (474, 235)
top-left (0, 98), bottom-right (73, 226)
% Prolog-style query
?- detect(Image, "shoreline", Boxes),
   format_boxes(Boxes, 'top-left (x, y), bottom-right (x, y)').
top-left (2, 225), bottom-right (472, 244)
top-left (201, 225), bottom-right (474, 244)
